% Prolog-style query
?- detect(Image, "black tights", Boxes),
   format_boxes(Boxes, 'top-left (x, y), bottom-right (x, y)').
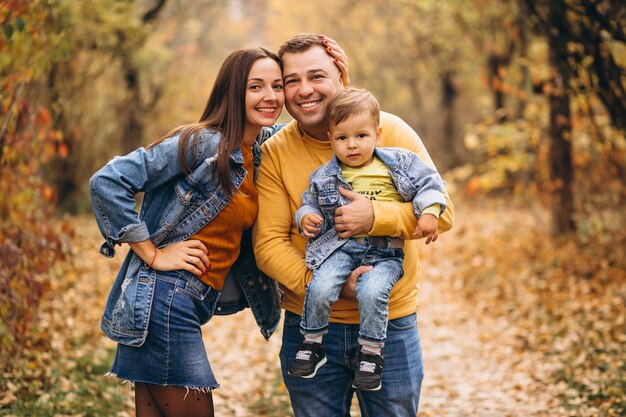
top-left (135, 382), bottom-right (214, 417)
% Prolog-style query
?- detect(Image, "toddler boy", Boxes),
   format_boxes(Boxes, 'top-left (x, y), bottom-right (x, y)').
top-left (288, 87), bottom-right (447, 391)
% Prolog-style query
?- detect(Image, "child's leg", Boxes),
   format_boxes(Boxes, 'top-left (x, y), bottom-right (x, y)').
top-left (353, 254), bottom-right (404, 391)
top-left (300, 249), bottom-right (355, 338)
top-left (290, 249), bottom-right (355, 378)
top-left (355, 255), bottom-right (404, 348)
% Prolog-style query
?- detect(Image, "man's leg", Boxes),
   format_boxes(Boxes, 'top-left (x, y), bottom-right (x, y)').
top-left (281, 311), bottom-right (358, 417)
top-left (357, 314), bottom-right (423, 417)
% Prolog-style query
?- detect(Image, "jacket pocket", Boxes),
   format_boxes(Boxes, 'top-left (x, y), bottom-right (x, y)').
top-left (174, 180), bottom-right (206, 207)
top-left (111, 265), bottom-right (155, 335)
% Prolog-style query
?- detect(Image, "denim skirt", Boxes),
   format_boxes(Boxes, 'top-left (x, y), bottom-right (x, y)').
top-left (109, 270), bottom-right (221, 389)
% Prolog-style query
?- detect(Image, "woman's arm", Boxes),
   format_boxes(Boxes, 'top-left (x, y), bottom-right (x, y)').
top-left (89, 130), bottom-right (217, 252)
top-left (129, 239), bottom-right (210, 275)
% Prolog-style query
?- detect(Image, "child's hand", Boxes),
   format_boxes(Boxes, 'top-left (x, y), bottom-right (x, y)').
top-left (301, 213), bottom-right (324, 238)
top-left (413, 214), bottom-right (438, 245)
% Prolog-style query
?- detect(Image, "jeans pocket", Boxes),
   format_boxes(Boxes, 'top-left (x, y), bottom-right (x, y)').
top-left (175, 271), bottom-right (213, 301)
top-left (283, 311), bottom-right (302, 328)
top-left (387, 313), bottom-right (417, 332)
top-left (171, 280), bottom-right (219, 327)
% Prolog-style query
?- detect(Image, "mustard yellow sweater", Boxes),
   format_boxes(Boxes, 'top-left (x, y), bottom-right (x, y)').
top-left (253, 112), bottom-right (455, 323)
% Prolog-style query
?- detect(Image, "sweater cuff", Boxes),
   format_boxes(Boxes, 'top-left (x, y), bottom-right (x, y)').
top-left (369, 200), bottom-right (399, 236)
top-left (421, 204), bottom-right (441, 219)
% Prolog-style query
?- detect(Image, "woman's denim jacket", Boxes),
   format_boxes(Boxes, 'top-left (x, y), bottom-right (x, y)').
top-left (294, 147), bottom-right (447, 269)
top-left (89, 127), bottom-right (283, 347)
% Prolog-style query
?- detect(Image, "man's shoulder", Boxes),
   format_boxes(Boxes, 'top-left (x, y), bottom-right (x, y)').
top-left (378, 110), bottom-right (425, 152)
top-left (379, 111), bottom-right (405, 129)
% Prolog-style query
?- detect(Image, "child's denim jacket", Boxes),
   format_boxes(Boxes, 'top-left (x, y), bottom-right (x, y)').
top-left (295, 147), bottom-right (447, 270)
top-left (89, 126), bottom-right (283, 347)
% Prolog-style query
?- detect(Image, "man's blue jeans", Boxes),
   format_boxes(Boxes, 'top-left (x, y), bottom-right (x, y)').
top-left (280, 311), bottom-right (423, 416)
top-left (301, 239), bottom-right (404, 348)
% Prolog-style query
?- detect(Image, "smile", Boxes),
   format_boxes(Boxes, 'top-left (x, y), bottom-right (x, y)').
top-left (256, 107), bottom-right (277, 114)
top-left (298, 100), bottom-right (321, 109)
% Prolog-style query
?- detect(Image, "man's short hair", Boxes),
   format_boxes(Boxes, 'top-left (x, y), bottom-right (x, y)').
top-left (326, 87), bottom-right (380, 130)
top-left (278, 33), bottom-right (325, 58)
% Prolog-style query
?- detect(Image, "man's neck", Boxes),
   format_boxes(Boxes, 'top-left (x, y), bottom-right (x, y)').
top-left (298, 122), bottom-right (328, 142)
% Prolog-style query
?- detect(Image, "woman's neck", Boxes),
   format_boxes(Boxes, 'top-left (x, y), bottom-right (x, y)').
top-left (243, 126), bottom-right (259, 146)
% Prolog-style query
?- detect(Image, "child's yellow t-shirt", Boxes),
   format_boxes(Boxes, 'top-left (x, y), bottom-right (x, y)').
top-left (340, 156), bottom-right (441, 217)
top-left (340, 157), bottom-right (402, 202)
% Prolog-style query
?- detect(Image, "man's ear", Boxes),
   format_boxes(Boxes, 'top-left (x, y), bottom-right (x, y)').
top-left (376, 126), bottom-right (382, 145)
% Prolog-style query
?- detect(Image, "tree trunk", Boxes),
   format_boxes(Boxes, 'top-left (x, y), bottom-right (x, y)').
top-left (441, 70), bottom-right (462, 169)
top-left (547, 0), bottom-right (575, 235)
top-left (120, 63), bottom-right (145, 154)
top-left (515, 0), bottom-right (529, 119)
top-left (47, 63), bottom-right (81, 213)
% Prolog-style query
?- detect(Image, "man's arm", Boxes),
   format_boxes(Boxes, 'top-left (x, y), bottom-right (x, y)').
top-left (253, 146), bottom-right (312, 299)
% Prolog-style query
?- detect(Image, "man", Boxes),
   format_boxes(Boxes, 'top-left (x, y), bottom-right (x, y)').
top-left (253, 33), bottom-right (454, 416)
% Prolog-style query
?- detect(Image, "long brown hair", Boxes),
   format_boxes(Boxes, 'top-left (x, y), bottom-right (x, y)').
top-left (149, 47), bottom-right (282, 195)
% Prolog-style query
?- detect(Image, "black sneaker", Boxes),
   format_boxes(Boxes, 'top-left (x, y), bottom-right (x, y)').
top-left (288, 342), bottom-right (327, 378)
top-left (352, 351), bottom-right (384, 391)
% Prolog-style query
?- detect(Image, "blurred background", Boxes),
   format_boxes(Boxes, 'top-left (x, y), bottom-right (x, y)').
top-left (1, 0), bottom-right (624, 416)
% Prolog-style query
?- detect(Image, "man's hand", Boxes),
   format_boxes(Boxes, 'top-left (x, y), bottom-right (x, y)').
top-left (413, 214), bottom-right (439, 244)
top-left (334, 188), bottom-right (374, 238)
top-left (300, 213), bottom-right (324, 238)
top-left (339, 265), bottom-right (373, 301)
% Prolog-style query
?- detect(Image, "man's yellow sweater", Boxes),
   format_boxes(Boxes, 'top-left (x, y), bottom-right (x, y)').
top-left (253, 112), bottom-right (455, 323)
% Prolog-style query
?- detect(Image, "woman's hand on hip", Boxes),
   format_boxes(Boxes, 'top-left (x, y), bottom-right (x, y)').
top-left (153, 240), bottom-right (211, 276)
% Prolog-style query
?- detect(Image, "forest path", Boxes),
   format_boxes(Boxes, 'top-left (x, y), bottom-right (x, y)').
top-left (201, 203), bottom-right (566, 416)
top-left (81, 203), bottom-right (565, 416)
top-left (417, 247), bottom-right (563, 417)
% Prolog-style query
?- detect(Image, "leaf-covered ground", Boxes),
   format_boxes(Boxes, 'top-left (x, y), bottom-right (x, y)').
top-left (1, 197), bottom-right (623, 416)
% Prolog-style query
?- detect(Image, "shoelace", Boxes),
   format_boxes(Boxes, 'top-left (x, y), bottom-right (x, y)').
top-left (359, 361), bottom-right (377, 373)
top-left (295, 350), bottom-right (312, 360)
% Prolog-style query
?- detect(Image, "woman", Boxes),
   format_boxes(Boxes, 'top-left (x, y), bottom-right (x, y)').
top-left (90, 47), bottom-right (284, 416)
top-left (90, 39), bottom-right (348, 417)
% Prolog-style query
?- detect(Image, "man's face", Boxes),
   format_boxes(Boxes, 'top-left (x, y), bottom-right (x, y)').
top-left (282, 46), bottom-right (344, 137)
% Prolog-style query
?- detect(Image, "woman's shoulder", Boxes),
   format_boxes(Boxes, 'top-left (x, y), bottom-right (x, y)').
top-left (259, 121), bottom-right (298, 151)
top-left (257, 123), bottom-right (287, 143)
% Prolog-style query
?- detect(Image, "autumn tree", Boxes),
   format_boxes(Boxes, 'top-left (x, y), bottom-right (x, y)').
top-left (0, 0), bottom-right (69, 358)
top-left (524, 0), bottom-right (626, 234)
top-left (42, 0), bottom-right (169, 212)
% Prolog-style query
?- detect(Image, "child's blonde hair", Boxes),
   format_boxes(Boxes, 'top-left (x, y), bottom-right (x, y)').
top-left (326, 87), bottom-right (380, 130)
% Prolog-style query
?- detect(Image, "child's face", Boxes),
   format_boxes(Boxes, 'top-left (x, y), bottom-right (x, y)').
top-left (328, 112), bottom-right (381, 168)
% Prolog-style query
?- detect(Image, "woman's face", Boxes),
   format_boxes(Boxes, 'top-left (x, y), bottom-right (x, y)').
top-left (244, 58), bottom-right (284, 141)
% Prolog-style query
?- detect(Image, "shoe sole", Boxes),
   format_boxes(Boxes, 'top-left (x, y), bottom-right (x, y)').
top-left (352, 381), bottom-right (382, 391)
top-left (288, 356), bottom-right (328, 379)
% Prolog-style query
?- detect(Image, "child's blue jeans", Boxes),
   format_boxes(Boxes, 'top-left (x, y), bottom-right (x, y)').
top-left (301, 238), bottom-right (404, 348)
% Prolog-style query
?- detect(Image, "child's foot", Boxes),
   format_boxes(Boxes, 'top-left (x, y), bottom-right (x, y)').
top-left (352, 351), bottom-right (384, 391)
top-left (288, 342), bottom-right (327, 378)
